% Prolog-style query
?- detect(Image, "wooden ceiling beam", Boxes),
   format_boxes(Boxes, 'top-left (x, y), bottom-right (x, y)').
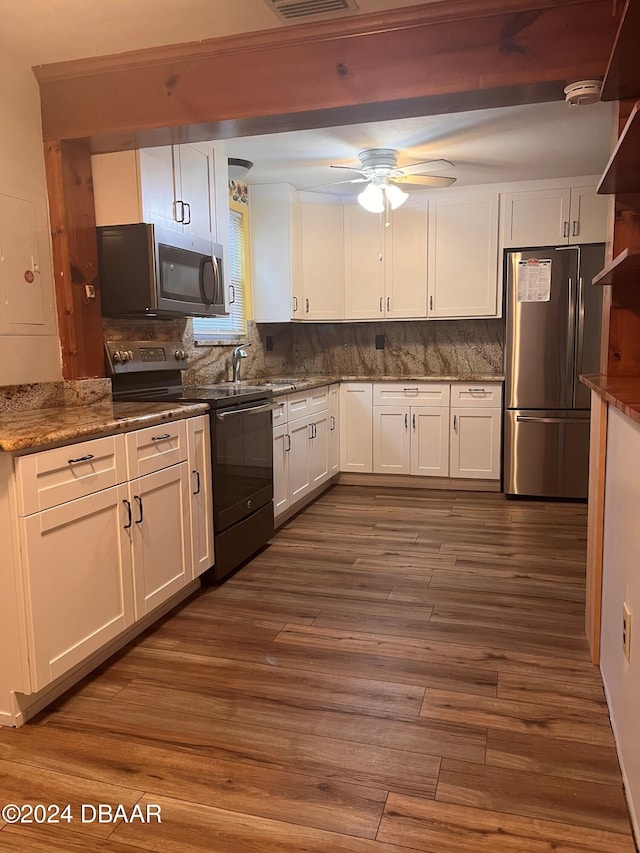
top-left (34, 0), bottom-right (620, 147)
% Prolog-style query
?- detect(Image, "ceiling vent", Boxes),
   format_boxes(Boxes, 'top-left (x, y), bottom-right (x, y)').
top-left (264, 0), bottom-right (359, 24)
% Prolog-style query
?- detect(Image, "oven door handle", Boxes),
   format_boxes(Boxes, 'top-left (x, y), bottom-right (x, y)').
top-left (216, 402), bottom-right (280, 420)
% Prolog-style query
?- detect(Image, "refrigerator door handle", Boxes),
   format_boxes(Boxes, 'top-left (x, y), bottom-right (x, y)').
top-left (515, 415), bottom-right (590, 425)
top-left (566, 277), bottom-right (576, 405)
top-left (573, 276), bottom-right (586, 407)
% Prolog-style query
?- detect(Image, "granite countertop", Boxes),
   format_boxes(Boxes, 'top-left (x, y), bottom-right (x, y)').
top-left (251, 374), bottom-right (505, 397)
top-left (0, 401), bottom-right (209, 453)
top-left (581, 374), bottom-right (640, 427)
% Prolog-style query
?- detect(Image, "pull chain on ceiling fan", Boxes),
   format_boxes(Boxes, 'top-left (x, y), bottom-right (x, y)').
top-left (324, 148), bottom-right (456, 213)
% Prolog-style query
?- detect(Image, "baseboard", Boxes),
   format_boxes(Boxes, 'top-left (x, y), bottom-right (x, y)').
top-left (4, 580), bottom-right (201, 729)
top-left (601, 675), bottom-right (640, 848)
top-left (335, 473), bottom-right (501, 492)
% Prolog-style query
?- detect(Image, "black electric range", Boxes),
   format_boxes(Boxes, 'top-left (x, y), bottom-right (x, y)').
top-left (106, 340), bottom-right (275, 581)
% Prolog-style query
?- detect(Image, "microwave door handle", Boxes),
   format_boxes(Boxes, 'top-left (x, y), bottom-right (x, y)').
top-left (212, 255), bottom-right (223, 307)
top-left (199, 257), bottom-right (215, 306)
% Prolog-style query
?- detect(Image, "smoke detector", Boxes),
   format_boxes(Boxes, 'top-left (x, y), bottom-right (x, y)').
top-left (564, 80), bottom-right (602, 106)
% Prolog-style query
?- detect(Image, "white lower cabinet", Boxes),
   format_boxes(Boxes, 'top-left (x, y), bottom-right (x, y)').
top-left (128, 463), bottom-right (192, 619)
top-left (5, 414), bottom-right (208, 704)
top-left (450, 407), bottom-right (501, 479)
top-left (339, 383), bottom-right (373, 473)
top-left (373, 407), bottom-right (411, 474)
top-left (273, 422), bottom-right (290, 518)
top-left (20, 483), bottom-right (135, 693)
top-left (329, 384), bottom-right (340, 476)
top-left (187, 415), bottom-right (214, 577)
top-left (373, 404), bottom-right (450, 476)
top-left (288, 416), bottom-right (313, 504)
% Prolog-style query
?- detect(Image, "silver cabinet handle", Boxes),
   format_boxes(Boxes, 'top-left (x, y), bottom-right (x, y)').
top-left (305, 298), bottom-right (310, 313)
top-left (134, 495), bottom-right (143, 524)
top-left (468, 388), bottom-right (486, 393)
top-left (183, 201), bottom-right (191, 225)
top-left (285, 433), bottom-right (291, 452)
top-left (192, 469), bottom-right (201, 495)
top-left (123, 499), bottom-right (132, 530)
top-left (68, 453), bottom-right (95, 464)
top-left (292, 296), bottom-right (298, 313)
top-left (453, 414), bottom-right (458, 431)
top-left (563, 220), bottom-right (569, 238)
top-left (379, 297), bottom-right (383, 313)
top-left (572, 220), bottom-right (579, 237)
top-left (174, 199), bottom-right (185, 223)
top-left (429, 295), bottom-right (433, 311)
top-left (404, 413), bottom-right (408, 429)
top-left (330, 415), bottom-right (336, 430)
top-left (404, 387), bottom-right (419, 394)
top-left (516, 415), bottom-right (590, 425)
top-left (387, 296), bottom-right (390, 312)
top-left (412, 413), bottom-right (416, 429)
top-left (308, 423), bottom-right (314, 440)
top-left (151, 433), bottom-right (171, 442)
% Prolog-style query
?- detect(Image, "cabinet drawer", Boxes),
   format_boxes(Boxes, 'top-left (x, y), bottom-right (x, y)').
top-left (272, 397), bottom-right (288, 426)
top-left (287, 386), bottom-right (329, 420)
top-left (450, 383), bottom-right (503, 408)
top-left (373, 382), bottom-right (450, 406)
top-left (16, 434), bottom-right (127, 516)
top-left (126, 419), bottom-right (186, 478)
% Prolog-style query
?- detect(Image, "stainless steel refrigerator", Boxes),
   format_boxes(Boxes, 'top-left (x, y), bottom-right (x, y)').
top-left (503, 244), bottom-right (604, 499)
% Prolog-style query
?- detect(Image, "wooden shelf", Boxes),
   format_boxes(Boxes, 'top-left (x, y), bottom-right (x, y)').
top-left (597, 101), bottom-right (640, 195)
top-left (593, 248), bottom-right (640, 286)
top-left (602, 0), bottom-right (640, 101)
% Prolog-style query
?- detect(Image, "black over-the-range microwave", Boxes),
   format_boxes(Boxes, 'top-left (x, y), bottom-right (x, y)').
top-left (97, 223), bottom-right (227, 318)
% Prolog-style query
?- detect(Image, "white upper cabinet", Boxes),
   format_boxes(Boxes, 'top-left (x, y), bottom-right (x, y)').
top-left (250, 184), bottom-right (301, 322)
top-left (501, 184), bottom-right (607, 247)
top-left (92, 142), bottom-right (225, 243)
top-left (299, 200), bottom-right (345, 320)
top-left (428, 191), bottom-right (500, 319)
top-left (344, 198), bottom-right (428, 320)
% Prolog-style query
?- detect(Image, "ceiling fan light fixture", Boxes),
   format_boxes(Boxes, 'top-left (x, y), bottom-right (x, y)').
top-left (358, 182), bottom-right (384, 213)
top-left (385, 183), bottom-right (409, 210)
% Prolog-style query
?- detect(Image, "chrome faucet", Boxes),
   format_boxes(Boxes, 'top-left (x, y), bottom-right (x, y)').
top-left (232, 342), bottom-right (250, 383)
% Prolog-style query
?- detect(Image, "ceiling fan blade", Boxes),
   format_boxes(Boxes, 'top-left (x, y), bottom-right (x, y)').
top-left (392, 175), bottom-right (457, 188)
top-left (300, 177), bottom-right (369, 190)
top-left (398, 159), bottom-right (455, 176)
top-left (329, 164), bottom-right (366, 173)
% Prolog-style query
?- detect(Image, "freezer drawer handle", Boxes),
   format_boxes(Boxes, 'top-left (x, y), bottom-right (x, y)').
top-left (515, 415), bottom-right (590, 425)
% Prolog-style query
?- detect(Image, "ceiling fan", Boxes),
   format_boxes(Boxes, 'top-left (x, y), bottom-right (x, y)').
top-left (325, 148), bottom-right (456, 213)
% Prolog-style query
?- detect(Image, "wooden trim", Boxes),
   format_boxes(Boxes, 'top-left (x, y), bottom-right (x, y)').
top-left (585, 392), bottom-right (608, 665)
top-left (44, 141), bottom-right (104, 379)
top-left (33, 1), bottom-right (619, 145)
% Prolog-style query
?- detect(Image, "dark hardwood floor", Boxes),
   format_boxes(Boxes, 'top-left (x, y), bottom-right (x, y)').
top-left (0, 486), bottom-right (636, 851)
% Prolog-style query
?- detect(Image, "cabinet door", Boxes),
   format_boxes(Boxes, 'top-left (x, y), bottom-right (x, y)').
top-left (139, 146), bottom-right (181, 230)
top-left (411, 406), bottom-right (449, 477)
top-left (386, 198), bottom-right (428, 318)
top-left (130, 463), bottom-right (192, 619)
top-left (501, 188), bottom-right (571, 247)
top-left (329, 384), bottom-right (340, 476)
top-left (187, 416), bottom-right (214, 578)
top-left (450, 408), bottom-right (501, 480)
top-left (20, 484), bottom-right (134, 692)
top-left (178, 144), bottom-right (212, 240)
top-left (428, 193), bottom-right (499, 318)
top-left (373, 406), bottom-right (411, 474)
top-left (310, 412), bottom-right (330, 487)
top-left (339, 383), bottom-right (373, 473)
top-left (300, 203), bottom-right (344, 320)
top-left (568, 186), bottom-right (609, 245)
top-left (288, 416), bottom-right (312, 504)
top-left (273, 422), bottom-right (290, 519)
top-left (344, 205), bottom-right (385, 319)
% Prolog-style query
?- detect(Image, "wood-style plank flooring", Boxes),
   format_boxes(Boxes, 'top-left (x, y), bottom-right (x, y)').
top-left (0, 486), bottom-right (636, 852)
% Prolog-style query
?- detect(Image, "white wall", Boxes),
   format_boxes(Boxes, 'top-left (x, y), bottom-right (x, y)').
top-left (0, 47), bottom-right (61, 385)
top-left (601, 405), bottom-right (640, 839)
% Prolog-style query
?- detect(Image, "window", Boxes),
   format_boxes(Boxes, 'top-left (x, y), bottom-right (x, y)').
top-left (193, 199), bottom-right (249, 343)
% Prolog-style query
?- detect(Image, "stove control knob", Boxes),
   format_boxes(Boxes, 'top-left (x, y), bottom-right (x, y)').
top-left (113, 350), bottom-right (124, 363)
top-left (127, 350), bottom-right (134, 361)
top-left (181, 350), bottom-right (188, 360)
top-left (121, 351), bottom-right (131, 363)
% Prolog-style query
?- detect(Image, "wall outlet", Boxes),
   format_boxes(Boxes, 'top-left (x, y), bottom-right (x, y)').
top-left (375, 334), bottom-right (385, 350)
top-left (623, 602), bottom-right (632, 662)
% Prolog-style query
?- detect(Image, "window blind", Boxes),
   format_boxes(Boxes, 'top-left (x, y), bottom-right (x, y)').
top-left (193, 207), bottom-right (246, 342)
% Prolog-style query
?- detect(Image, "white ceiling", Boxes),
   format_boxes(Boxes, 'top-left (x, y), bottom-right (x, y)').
top-left (226, 100), bottom-right (614, 194)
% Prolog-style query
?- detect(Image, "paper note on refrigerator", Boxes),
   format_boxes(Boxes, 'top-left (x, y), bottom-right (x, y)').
top-left (517, 259), bottom-right (552, 302)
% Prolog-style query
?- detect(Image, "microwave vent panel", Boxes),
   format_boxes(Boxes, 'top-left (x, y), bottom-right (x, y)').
top-left (264, 0), bottom-right (359, 23)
